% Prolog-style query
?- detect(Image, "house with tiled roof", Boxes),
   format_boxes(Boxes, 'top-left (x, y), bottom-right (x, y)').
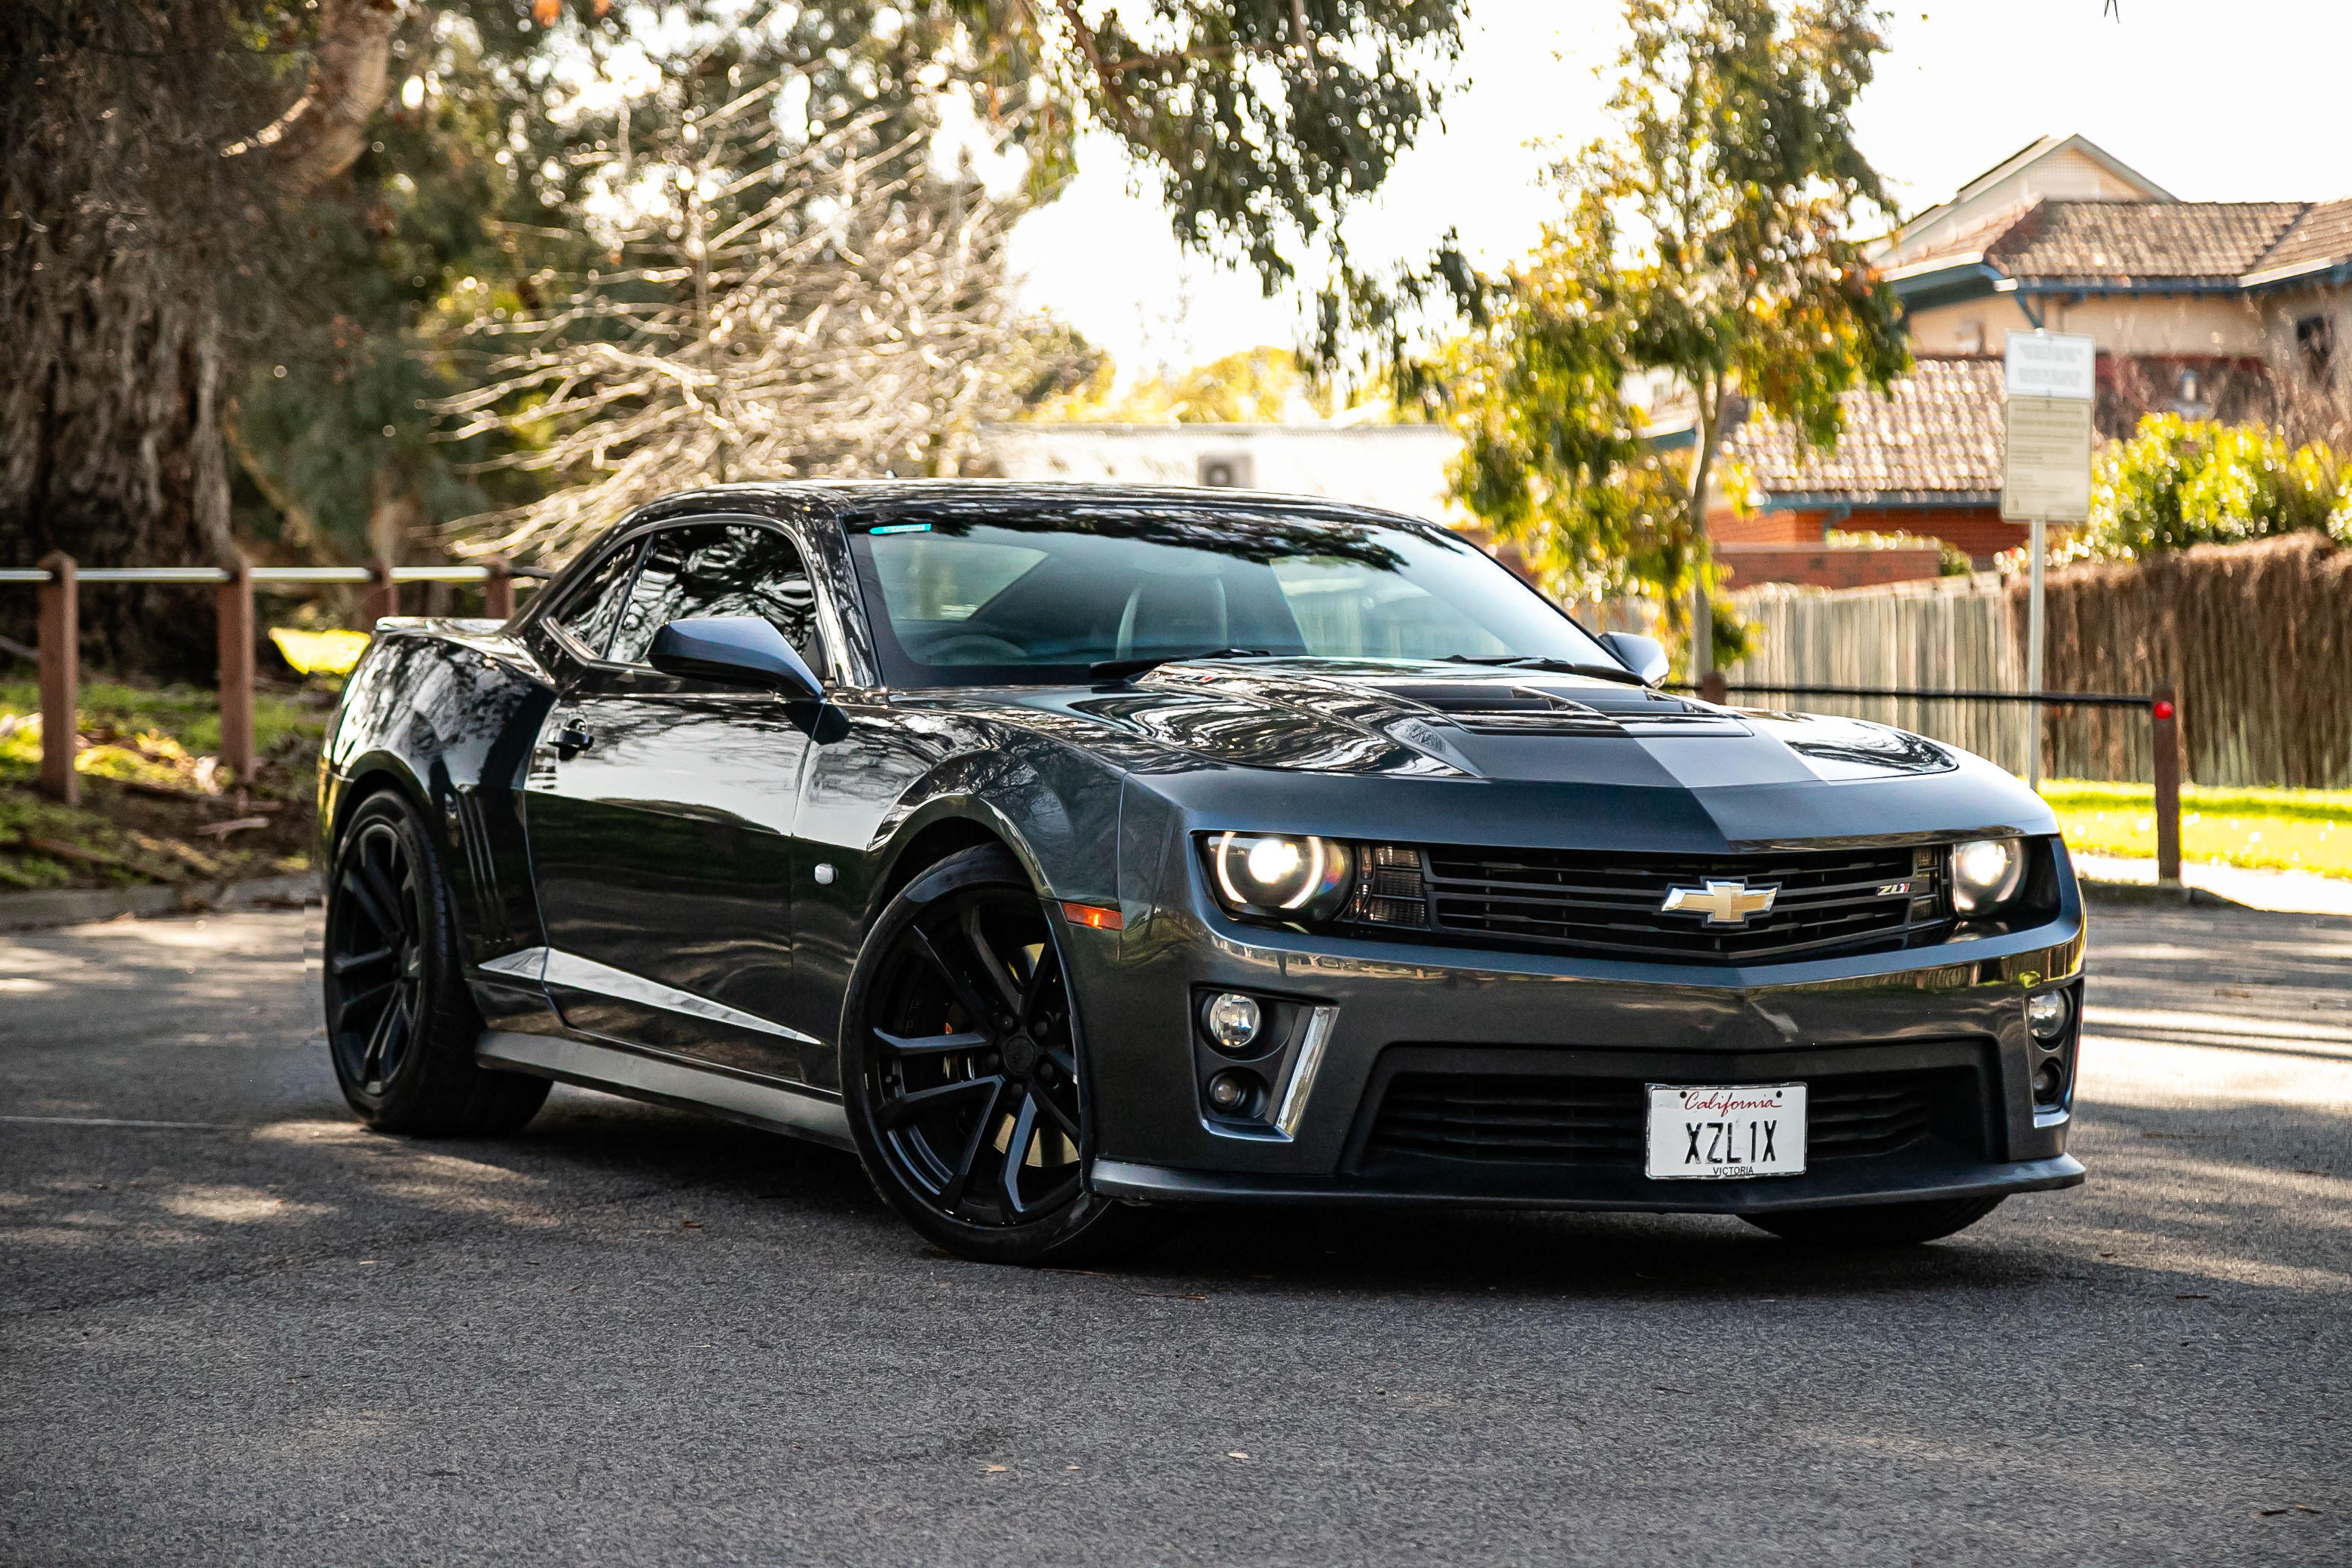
top-left (1708, 133), bottom-right (2351, 580)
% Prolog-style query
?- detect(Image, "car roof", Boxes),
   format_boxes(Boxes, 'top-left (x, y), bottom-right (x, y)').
top-left (642, 478), bottom-right (1449, 537)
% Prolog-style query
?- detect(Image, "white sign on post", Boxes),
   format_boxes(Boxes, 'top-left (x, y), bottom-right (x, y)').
top-left (1999, 330), bottom-right (2095, 792)
top-left (2001, 331), bottom-right (2096, 525)
top-left (2004, 331), bottom-right (2097, 403)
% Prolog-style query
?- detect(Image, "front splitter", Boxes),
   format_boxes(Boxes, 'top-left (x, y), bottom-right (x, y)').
top-left (1088, 1152), bottom-right (2086, 1214)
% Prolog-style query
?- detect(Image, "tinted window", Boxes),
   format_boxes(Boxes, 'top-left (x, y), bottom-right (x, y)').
top-left (547, 540), bottom-right (642, 657)
top-left (845, 509), bottom-right (1611, 687)
top-left (609, 522), bottom-right (825, 674)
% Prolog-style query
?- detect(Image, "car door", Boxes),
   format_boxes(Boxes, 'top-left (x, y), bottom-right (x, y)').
top-left (522, 516), bottom-right (835, 1084)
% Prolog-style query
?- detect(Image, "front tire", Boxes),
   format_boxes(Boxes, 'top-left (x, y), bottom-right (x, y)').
top-left (323, 789), bottom-right (549, 1136)
top-left (1743, 1194), bottom-right (2004, 1247)
top-left (841, 846), bottom-right (1172, 1266)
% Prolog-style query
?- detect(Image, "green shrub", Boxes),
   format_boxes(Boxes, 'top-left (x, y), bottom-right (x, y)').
top-left (2078, 415), bottom-right (2352, 561)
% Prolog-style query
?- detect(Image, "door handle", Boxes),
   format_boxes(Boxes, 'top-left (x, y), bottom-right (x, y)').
top-left (553, 717), bottom-right (596, 759)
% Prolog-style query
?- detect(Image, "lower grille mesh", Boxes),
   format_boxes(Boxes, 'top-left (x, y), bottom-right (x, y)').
top-left (1367, 1070), bottom-right (1949, 1168)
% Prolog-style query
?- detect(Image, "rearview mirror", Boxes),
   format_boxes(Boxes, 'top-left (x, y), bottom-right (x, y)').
top-left (647, 617), bottom-right (822, 699)
top-left (1596, 632), bottom-right (1671, 686)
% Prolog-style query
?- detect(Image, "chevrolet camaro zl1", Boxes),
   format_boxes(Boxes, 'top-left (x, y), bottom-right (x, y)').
top-left (317, 482), bottom-right (2085, 1263)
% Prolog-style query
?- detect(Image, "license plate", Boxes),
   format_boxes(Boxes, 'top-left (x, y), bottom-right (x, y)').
top-left (1644, 1083), bottom-right (1807, 1180)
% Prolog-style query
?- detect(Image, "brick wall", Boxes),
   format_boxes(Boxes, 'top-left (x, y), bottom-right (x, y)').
top-left (1715, 544), bottom-right (1946, 590)
top-left (1708, 504), bottom-right (2030, 565)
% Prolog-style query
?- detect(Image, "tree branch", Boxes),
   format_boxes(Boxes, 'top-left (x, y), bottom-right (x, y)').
top-left (224, 0), bottom-right (404, 196)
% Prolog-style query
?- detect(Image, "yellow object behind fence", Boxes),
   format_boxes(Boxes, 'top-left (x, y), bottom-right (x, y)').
top-left (269, 627), bottom-right (372, 676)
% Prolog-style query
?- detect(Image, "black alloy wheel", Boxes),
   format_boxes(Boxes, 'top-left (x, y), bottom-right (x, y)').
top-left (327, 812), bottom-right (425, 1097)
top-left (843, 847), bottom-right (1171, 1265)
top-left (323, 791), bottom-right (549, 1135)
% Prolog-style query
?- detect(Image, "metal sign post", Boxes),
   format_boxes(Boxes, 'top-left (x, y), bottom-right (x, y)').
top-left (2001, 331), bottom-right (2096, 791)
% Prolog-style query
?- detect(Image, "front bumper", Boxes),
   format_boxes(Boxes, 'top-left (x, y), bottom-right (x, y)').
top-left (1068, 859), bottom-right (2088, 1215)
top-left (1090, 1154), bottom-right (2086, 1212)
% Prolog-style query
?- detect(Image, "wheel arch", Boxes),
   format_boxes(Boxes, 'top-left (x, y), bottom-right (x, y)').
top-left (864, 798), bottom-right (1046, 936)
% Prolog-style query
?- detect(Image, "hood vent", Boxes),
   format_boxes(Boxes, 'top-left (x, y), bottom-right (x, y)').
top-left (1377, 683), bottom-right (1624, 737)
top-left (1377, 682), bottom-right (1742, 737)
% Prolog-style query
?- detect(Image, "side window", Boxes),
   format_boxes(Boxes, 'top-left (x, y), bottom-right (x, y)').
top-left (608, 522), bottom-right (826, 675)
top-left (546, 540), bottom-right (642, 657)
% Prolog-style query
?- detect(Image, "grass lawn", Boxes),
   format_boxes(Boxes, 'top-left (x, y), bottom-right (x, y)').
top-left (0, 675), bottom-right (332, 891)
top-left (2041, 779), bottom-right (2350, 880)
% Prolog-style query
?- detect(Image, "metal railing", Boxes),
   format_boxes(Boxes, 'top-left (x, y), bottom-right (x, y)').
top-left (4, 553), bottom-right (541, 805)
top-left (1676, 675), bottom-right (2187, 885)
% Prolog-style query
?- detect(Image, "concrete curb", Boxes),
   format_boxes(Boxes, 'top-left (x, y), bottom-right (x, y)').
top-left (0, 873), bottom-right (319, 931)
top-left (2079, 878), bottom-right (2248, 911)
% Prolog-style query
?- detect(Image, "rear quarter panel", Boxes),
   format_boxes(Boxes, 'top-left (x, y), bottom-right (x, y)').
top-left (322, 620), bottom-right (557, 972)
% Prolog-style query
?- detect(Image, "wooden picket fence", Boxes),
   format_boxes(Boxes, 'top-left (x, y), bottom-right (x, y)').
top-left (1, 554), bottom-right (534, 805)
top-left (1717, 534), bottom-right (2352, 790)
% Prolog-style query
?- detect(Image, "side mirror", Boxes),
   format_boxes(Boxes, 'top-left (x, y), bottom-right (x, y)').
top-left (648, 617), bottom-right (822, 699)
top-left (1596, 631), bottom-right (1671, 686)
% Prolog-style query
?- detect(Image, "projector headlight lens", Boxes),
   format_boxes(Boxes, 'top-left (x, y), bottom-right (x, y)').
top-left (1951, 838), bottom-right (2026, 916)
top-left (1206, 833), bottom-right (1353, 923)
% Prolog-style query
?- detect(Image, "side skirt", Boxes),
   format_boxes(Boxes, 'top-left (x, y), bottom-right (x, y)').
top-left (476, 1029), bottom-right (853, 1151)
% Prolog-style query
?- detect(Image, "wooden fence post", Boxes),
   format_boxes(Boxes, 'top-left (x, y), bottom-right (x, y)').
top-left (216, 552), bottom-right (256, 782)
top-left (1699, 671), bottom-right (1728, 707)
top-left (363, 557), bottom-right (397, 631)
top-left (36, 551), bottom-right (78, 805)
top-left (484, 556), bottom-right (515, 620)
top-left (2151, 686), bottom-right (2182, 887)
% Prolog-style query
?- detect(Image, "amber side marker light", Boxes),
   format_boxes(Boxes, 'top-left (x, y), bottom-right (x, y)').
top-left (1061, 902), bottom-right (1124, 932)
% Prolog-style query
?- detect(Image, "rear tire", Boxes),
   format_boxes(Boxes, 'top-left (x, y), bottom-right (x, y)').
top-left (841, 845), bottom-right (1175, 1266)
top-left (1743, 1194), bottom-right (2004, 1247)
top-left (323, 789), bottom-right (549, 1136)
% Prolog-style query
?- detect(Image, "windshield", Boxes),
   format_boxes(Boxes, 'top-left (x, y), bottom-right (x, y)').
top-left (842, 506), bottom-right (1614, 688)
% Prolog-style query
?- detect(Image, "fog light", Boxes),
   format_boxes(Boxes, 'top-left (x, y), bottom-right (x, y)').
top-left (1205, 1069), bottom-right (1260, 1116)
top-left (1205, 992), bottom-right (1263, 1054)
top-left (2032, 1060), bottom-right (2067, 1105)
top-left (2027, 990), bottom-right (2072, 1043)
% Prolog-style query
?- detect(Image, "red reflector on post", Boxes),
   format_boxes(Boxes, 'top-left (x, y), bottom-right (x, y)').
top-left (2152, 699), bottom-right (2175, 721)
top-left (1060, 902), bottom-right (1124, 932)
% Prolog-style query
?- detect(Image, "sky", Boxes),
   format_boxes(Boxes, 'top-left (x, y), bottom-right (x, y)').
top-left (1006, 0), bottom-right (2350, 381)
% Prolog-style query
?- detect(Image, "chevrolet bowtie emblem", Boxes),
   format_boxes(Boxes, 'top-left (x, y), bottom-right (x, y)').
top-left (1661, 879), bottom-right (1780, 925)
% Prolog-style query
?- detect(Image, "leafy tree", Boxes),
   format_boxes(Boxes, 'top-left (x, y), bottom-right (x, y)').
top-left (1029, 345), bottom-right (1303, 423)
top-left (5, 0), bottom-right (1468, 675)
top-left (2068, 415), bottom-right (2351, 562)
top-left (2, 0), bottom-right (403, 672)
top-left (1435, 0), bottom-right (1908, 673)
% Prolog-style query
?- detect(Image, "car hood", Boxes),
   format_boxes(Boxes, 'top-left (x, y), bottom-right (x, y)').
top-left (954, 658), bottom-right (1966, 789)
top-left (1010, 657), bottom-right (1958, 789)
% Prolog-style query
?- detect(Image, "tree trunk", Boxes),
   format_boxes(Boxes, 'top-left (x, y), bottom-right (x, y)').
top-left (0, 244), bottom-right (234, 677)
top-left (0, 0), bottom-right (400, 680)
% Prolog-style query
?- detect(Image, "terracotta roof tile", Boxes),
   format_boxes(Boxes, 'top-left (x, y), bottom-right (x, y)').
top-left (2253, 197), bottom-right (2352, 275)
top-left (1720, 357), bottom-right (2003, 502)
top-left (1986, 200), bottom-right (2306, 281)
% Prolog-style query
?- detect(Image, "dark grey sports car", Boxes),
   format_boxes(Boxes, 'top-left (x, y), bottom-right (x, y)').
top-left (317, 482), bottom-right (2086, 1263)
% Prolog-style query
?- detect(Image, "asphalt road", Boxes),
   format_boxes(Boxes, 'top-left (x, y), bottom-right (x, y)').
top-left (3, 900), bottom-right (2347, 1566)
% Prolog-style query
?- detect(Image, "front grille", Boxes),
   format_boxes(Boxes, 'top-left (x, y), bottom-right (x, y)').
top-left (1366, 1069), bottom-right (1947, 1168)
top-left (1346, 843), bottom-right (1949, 963)
top-left (1370, 1074), bottom-right (1645, 1165)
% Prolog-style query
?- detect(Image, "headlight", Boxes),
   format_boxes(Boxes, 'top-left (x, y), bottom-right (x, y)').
top-left (1205, 832), bottom-right (1354, 923)
top-left (1951, 838), bottom-right (2026, 915)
